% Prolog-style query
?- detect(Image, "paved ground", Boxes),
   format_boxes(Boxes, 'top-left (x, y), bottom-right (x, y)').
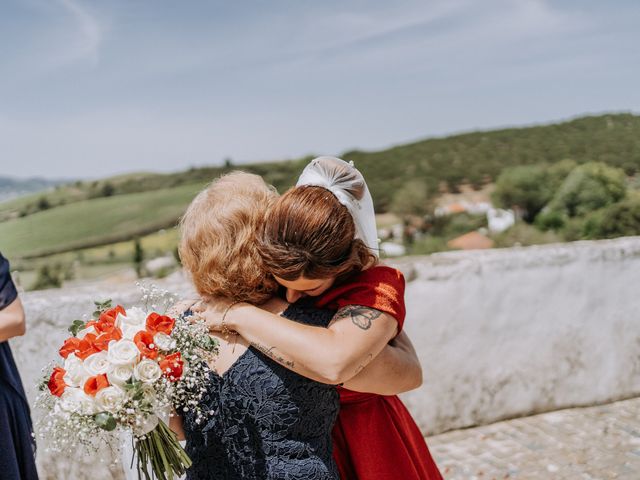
top-left (427, 397), bottom-right (640, 479)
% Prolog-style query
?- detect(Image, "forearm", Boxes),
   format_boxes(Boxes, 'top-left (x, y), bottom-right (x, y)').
top-left (343, 341), bottom-right (423, 395)
top-left (0, 298), bottom-right (26, 342)
top-left (227, 304), bottom-right (395, 384)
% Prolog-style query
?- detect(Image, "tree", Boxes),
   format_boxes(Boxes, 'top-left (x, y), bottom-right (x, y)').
top-left (492, 165), bottom-right (552, 222)
top-left (547, 159), bottom-right (577, 191)
top-left (133, 238), bottom-right (144, 278)
top-left (37, 196), bottom-right (51, 211)
top-left (546, 162), bottom-right (627, 218)
top-left (584, 193), bottom-right (640, 239)
top-left (31, 265), bottom-right (62, 290)
top-left (101, 182), bottom-right (115, 197)
top-left (390, 180), bottom-right (431, 216)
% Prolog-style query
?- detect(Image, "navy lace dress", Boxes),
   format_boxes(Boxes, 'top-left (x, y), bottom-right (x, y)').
top-left (182, 301), bottom-right (340, 480)
top-left (0, 253), bottom-right (38, 480)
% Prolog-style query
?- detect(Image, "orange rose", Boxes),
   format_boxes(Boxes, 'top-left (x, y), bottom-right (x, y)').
top-left (75, 334), bottom-right (101, 360)
top-left (60, 335), bottom-right (101, 360)
top-left (86, 318), bottom-right (122, 336)
top-left (84, 374), bottom-right (110, 396)
top-left (159, 352), bottom-right (183, 382)
top-left (146, 312), bottom-right (175, 335)
top-left (48, 366), bottom-right (67, 397)
top-left (134, 330), bottom-right (159, 359)
top-left (59, 337), bottom-right (82, 359)
top-left (99, 305), bottom-right (126, 325)
top-left (92, 326), bottom-right (123, 352)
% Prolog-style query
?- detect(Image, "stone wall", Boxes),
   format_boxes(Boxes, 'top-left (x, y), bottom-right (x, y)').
top-left (8, 236), bottom-right (640, 477)
top-left (397, 236), bottom-right (640, 435)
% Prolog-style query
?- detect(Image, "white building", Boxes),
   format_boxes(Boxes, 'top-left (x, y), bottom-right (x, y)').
top-left (487, 207), bottom-right (515, 233)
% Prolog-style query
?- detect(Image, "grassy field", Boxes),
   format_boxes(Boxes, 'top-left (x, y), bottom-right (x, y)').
top-left (0, 172), bottom-right (167, 222)
top-left (0, 182), bottom-right (204, 259)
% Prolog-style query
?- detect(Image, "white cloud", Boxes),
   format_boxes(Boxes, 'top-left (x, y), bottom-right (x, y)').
top-left (51, 0), bottom-right (104, 66)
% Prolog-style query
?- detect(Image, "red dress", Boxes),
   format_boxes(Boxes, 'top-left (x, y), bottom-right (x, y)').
top-left (316, 266), bottom-right (443, 480)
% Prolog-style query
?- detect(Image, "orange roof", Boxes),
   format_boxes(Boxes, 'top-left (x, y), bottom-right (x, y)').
top-left (447, 231), bottom-right (494, 250)
top-left (447, 203), bottom-right (466, 214)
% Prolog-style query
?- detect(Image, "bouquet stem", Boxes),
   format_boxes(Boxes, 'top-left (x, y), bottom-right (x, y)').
top-left (135, 419), bottom-right (191, 480)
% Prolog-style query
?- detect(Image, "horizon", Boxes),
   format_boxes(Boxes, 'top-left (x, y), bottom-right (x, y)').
top-left (5, 109), bottom-right (637, 182)
top-left (2, 0), bottom-right (639, 180)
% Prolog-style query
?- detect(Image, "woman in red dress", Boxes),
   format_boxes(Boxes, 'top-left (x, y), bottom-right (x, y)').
top-left (196, 157), bottom-right (443, 479)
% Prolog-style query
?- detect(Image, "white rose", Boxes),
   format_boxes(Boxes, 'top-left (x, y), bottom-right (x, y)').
top-left (153, 332), bottom-right (176, 351)
top-left (107, 339), bottom-right (139, 366)
top-left (122, 324), bottom-right (146, 340)
top-left (60, 387), bottom-right (97, 415)
top-left (84, 351), bottom-right (112, 376)
top-left (107, 364), bottom-right (133, 385)
top-left (117, 307), bottom-right (147, 330)
top-left (134, 359), bottom-right (162, 384)
top-left (63, 354), bottom-right (90, 388)
top-left (116, 307), bottom-right (148, 340)
top-left (95, 385), bottom-right (127, 413)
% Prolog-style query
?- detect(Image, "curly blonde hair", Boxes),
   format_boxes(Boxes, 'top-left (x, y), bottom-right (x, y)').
top-left (179, 171), bottom-right (278, 304)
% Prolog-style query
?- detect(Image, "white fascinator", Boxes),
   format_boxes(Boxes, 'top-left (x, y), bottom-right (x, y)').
top-left (296, 156), bottom-right (379, 257)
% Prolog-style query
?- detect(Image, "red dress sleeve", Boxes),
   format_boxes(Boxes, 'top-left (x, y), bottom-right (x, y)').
top-left (315, 265), bottom-right (406, 332)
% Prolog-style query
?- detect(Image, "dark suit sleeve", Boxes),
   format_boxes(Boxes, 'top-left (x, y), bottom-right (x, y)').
top-left (0, 253), bottom-right (18, 311)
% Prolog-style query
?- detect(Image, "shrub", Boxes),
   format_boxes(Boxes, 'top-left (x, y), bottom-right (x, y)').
top-left (390, 180), bottom-right (431, 216)
top-left (491, 159), bottom-right (581, 223)
top-left (31, 265), bottom-right (62, 290)
top-left (535, 210), bottom-right (566, 231)
top-left (133, 238), bottom-right (144, 278)
top-left (546, 162), bottom-right (627, 218)
top-left (585, 194), bottom-right (640, 239)
top-left (429, 212), bottom-right (487, 238)
top-left (37, 197), bottom-right (51, 211)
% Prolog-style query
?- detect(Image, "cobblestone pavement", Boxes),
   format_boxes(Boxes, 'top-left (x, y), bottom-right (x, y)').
top-left (427, 397), bottom-right (640, 480)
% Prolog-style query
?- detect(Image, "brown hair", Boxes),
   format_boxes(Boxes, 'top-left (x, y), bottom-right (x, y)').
top-left (179, 171), bottom-right (278, 304)
top-left (259, 185), bottom-right (377, 281)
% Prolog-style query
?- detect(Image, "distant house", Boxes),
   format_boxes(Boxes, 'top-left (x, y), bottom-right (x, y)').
top-left (435, 203), bottom-right (465, 216)
top-left (435, 201), bottom-right (492, 217)
top-left (487, 208), bottom-right (515, 233)
top-left (447, 231), bottom-right (494, 250)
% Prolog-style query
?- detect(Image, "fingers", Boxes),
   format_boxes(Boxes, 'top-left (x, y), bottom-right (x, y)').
top-left (191, 300), bottom-right (205, 313)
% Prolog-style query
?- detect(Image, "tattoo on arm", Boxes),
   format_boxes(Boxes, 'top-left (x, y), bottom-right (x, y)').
top-left (334, 305), bottom-right (382, 330)
top-left (251, 341), bottom-right (296, 369)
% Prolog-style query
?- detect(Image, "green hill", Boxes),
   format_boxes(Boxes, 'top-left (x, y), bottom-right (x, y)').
top-left (4, 113), bottom-right (639, 221)
top-left (2, 112), bottom-right (640, 261)
top-left (343, 113), bottom-right (640, 210)
top-left (0, 183), bottom-right (205, 259)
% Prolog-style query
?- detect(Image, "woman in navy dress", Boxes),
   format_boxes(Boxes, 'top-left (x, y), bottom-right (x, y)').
top-left (0, 252), bottom-right (39, 480)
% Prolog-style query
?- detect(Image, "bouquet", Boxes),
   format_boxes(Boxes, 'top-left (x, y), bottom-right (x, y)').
top-left (37, 292), bottom-right (217, 480)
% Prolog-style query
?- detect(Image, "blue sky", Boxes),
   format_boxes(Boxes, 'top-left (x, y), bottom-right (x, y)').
top-left (1, 0), bottom-right (639, 179)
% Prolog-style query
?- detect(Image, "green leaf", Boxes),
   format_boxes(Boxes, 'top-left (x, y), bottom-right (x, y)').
top-left (92, 299), bottom-right (113, 317)
top-left (94, 412), bottom-right (117, 431)
top-left (37, 375), bottom-right (49, 392)
top-left (68, 319), bottom-right (86, 336)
